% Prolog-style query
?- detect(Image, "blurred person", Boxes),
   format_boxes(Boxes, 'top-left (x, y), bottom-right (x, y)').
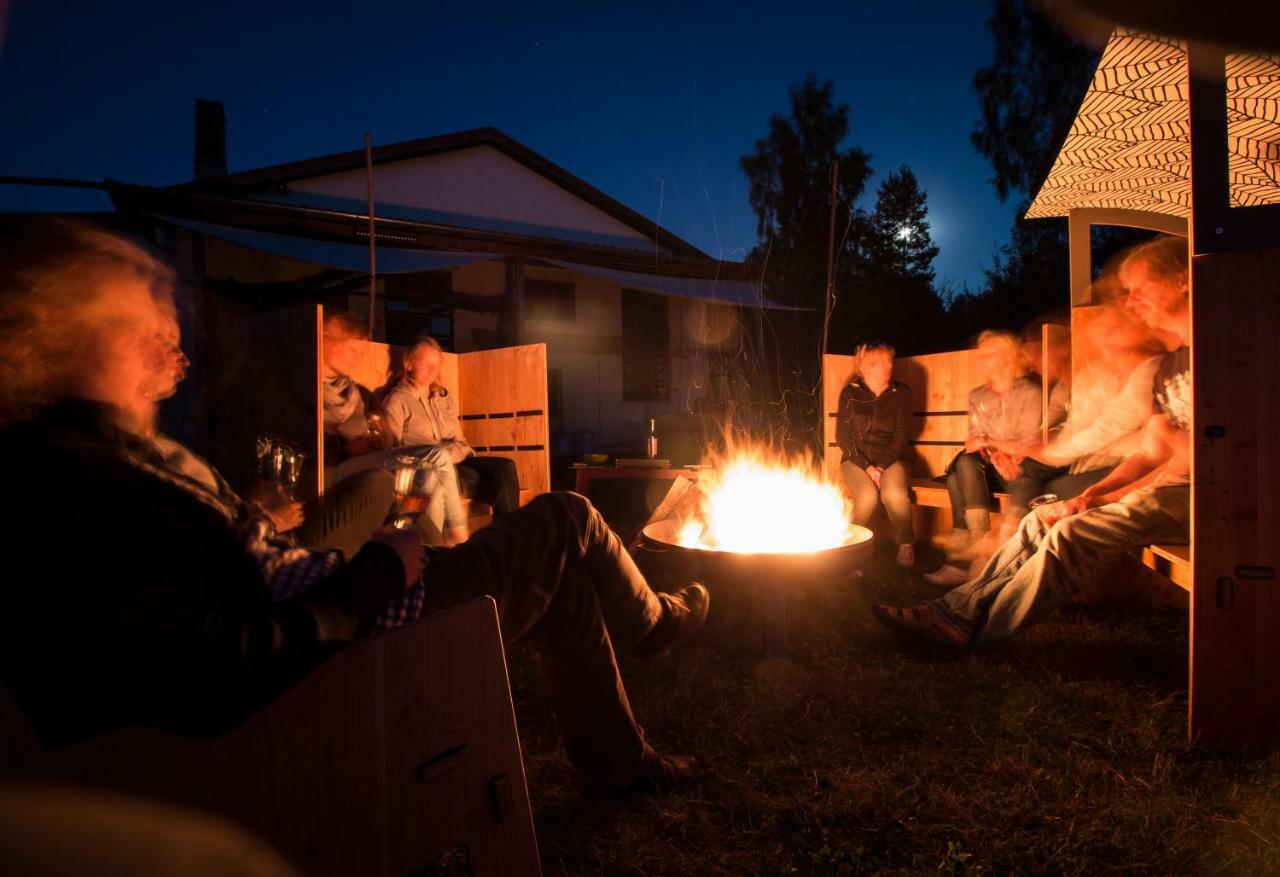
top-left (874, 236), bottom-right (1191, 649)
top-left (0, 220), bottom-right (710, 798)
top-left (941, 330), bottom-right (1041, 552)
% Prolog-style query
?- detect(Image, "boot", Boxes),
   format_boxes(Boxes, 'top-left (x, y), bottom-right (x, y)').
top-left (964, 508), bottom-right (991, 539)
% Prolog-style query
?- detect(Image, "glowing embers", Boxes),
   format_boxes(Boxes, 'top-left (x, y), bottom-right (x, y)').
top-left (677, 451), bottom-right (854, 554)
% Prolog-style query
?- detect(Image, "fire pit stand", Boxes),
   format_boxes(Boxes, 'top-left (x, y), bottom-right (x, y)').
top-left (639, 518), bottom-right (874, 660)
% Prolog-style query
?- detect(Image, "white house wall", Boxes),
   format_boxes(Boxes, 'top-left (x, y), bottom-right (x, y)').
top-left (449, 261), bottom-right (725, 454)
top-left (283, 145), bottom-right (658, 250)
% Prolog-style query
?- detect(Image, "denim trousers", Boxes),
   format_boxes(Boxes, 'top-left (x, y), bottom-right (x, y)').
top-left (841, 460), bottom-right (914, 544)
top-left (326, 444), bottom-right (467, 531)
top-left (945, 451), bottom-right (1008, 529)
top-left (421, 491), bottom-right (665, 793)
top-left (931, 482), bottom-right (1190, 647)
top-left (1007, 458), bottom-right (1115, 517)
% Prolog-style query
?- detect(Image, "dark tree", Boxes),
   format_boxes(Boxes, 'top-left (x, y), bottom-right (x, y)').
top-left (964, 0), bottom-right (1112, 335)
top-left (971, 0), bottom-right (1101, 203)
top-left (850, 167), bottom-right (948, 353)
top-left (740, 74), bottom-right (873, 309)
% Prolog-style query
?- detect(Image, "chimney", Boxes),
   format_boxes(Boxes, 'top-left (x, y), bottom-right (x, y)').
top-left (193, 99), bottom-right (227, 180)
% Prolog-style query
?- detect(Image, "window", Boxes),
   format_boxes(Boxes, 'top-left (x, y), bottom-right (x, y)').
top-left (525, 279), bottom-right (575, 322)
top-left (621, 289), bottom-right (669, 402)
top-left (384, 272), bottom-right (453, 349)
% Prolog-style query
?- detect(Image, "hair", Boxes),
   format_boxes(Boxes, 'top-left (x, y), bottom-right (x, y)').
top-left (405, 335), bottom-right (443, 362)
top-left (851, 342), bottom-right (895, 383)
top-left (975, 329), bottom-right (1029, 378)
top-left (322, 311), bottom-right (368, 342)
top-left (0, 218), bottom-right (176, 424)
top-left (403, 336), bottom-right (446, 394)
top-left (1121, 235), bottom-right (1189, 291)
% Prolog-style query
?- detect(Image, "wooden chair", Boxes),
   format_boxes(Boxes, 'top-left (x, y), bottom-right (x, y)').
top-left (0, 597), bottom-right (542, 877)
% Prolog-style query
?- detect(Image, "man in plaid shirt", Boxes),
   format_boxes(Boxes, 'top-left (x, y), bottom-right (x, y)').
top-left (0, 221), bottom-right (709, 798)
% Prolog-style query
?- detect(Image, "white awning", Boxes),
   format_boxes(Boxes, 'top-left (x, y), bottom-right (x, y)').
top-left (544, 259), bottom-right (804, 311)
top-left (156, 215), bottom-right (501, 273)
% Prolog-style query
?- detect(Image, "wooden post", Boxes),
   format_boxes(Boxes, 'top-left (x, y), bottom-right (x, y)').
top-left (1186, 42), bottom-right (1280, 751)
top-left (364, 132), bottom-right (377, 341)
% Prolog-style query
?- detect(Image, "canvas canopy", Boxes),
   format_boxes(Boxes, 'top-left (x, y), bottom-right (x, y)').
top-left (1026, 29), bottom-right (1280, 219)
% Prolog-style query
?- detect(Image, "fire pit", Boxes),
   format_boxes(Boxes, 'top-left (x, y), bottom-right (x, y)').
top-left (638, 453), bottom-right (875, 659)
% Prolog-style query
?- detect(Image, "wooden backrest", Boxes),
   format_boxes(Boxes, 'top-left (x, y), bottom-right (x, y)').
top-left (823, 333), bottom-right (1069, 481)
top-left (319, 306), bottom-right (551, 501)
top-left (2, 597), bottom-right (541, 877)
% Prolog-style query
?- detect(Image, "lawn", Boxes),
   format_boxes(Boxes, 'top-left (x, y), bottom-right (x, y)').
top-left (510, 551), bottom-right (1280, 875)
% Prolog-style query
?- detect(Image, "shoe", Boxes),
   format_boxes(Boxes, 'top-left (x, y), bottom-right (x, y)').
top-left (871, 602), bottom-right (971, 650)
top-left (631, 582), bottom-right (710, 661)
top-left (923, 564), bottom-right (970, 588)
top-left (896, 543), bottom-right (915, 568)
top-left (605, 751), bottom-right (704, 797)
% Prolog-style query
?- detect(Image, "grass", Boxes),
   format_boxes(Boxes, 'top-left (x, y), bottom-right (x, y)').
top-left (507, 550), bottom-right (1280, 876)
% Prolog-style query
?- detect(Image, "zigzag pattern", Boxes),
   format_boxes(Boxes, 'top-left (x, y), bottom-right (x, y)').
top-left (1026, 30), bottom-right (1280, 219)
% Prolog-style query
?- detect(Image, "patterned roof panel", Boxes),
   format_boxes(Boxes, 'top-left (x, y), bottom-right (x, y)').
top-left (1026, 30), bottom-right (1280, 219)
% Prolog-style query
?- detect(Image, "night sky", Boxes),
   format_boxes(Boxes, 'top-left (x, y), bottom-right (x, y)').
top-left (0, 0), bottom-right (1023, 292)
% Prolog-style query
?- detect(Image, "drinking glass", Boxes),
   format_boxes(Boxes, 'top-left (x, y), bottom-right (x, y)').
top-left (390, 454), bottom-right (426, 530)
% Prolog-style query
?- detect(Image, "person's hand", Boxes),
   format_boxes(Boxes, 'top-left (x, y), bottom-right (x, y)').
top-left (265, 500), bottom-right (304, 533)
top-left (1040, 492), bottom-right (1102, 526)
top-left (991, 451), bottom-right (1021, 482)
top-left (865, 465), bottom-right (883, 488)
top-left (369, 525), bottom-right (426, 587)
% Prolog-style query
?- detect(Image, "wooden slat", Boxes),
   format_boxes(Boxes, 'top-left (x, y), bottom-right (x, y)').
top-left (1142, 544), bottom-right (1192, 591)
top-left (458, 344), bottom-right (550, 501)
top-left (1189, 247), bottom-right (1280, 750)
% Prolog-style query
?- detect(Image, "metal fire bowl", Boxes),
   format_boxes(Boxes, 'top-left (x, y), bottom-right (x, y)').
top-left (640, 519), bottom-right (873, 660)
top-left (639, 518), bottom-right (875, 588)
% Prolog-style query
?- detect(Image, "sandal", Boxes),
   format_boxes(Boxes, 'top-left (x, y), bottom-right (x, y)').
top-left (871, 602), bottom-right (971, 650)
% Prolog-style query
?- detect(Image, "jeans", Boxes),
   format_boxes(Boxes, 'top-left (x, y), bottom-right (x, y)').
top-left (296, 468), bottom-right (394, 558)
top-left (946, 451), bottom-right (1007, 529)
top-left (931, 482), bottom-right (1190, 647)
top-left (326, 445), bottom-right (467, 531)
top-left (421, 492), bottom-right (665, 793)
top-left (841, 460), bottom-right (914, 544)
top-left (458, 456), bottom-right (521, 516)
top-left (1007, 459), bottom-right (1115, 517)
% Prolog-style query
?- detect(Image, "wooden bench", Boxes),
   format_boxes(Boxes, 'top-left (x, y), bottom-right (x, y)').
top-left (0, 597), bottom-right (541, 877)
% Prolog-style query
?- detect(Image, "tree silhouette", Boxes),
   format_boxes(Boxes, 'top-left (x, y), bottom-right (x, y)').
top-left (740, 74), bottom-right (873, 309)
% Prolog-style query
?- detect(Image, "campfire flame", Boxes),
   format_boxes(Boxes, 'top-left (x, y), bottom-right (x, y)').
top-left (678, 451), bottom-right (854, 554)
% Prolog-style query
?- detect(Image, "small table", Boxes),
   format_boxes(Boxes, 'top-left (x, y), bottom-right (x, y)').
top-left (572, 465), bottom-right (702, 544)
top-left (572, 465), bottom-right (699, 495)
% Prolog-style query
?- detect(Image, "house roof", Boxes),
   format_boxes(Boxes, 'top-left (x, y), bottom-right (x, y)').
top-left (1026, 29), bottom-right (1280, 220)
top-left (172, 127), bottom-right (710, 260)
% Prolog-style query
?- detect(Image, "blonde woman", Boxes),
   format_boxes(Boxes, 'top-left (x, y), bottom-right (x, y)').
top-left (944, 330), bottom-right (1041, 548)
top-left (835, 343), bottom-right (915, 567)
top-left (380, 337), bottom-right (469, 546)
top-left (381, 336), bottom-right (521, 518)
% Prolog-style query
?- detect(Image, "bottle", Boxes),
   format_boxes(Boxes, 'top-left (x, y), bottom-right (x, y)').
top-left (646, 419), bottom-right (659, 460)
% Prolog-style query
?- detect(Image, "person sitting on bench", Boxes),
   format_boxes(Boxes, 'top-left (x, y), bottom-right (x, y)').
top-left (322, 314), bottom-right (469, 546)
top-left (943, 330), bottom-right (1043, 554)
top-left (926, 304), bottom-right (1168, 587)
top-left (874, 235), bottom-right (1191, 649)
top-left (835, 342), bottom-right (915, 568)
top-left (382, 336), bottom-right (521, 519)
top-left (0, 220), bottom-right (710, 798)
